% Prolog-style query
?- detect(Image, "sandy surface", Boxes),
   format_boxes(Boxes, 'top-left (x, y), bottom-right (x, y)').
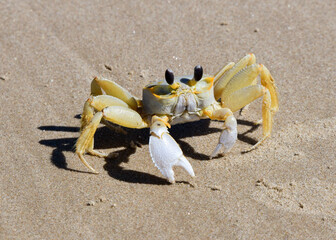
top-left (1, 0), bottom-right (335, 239)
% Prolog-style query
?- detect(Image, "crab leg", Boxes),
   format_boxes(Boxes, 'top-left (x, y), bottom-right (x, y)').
top-left (84, 95), bottom-right (130, 134)
top-left (206, 108), bottom-right (238, 158)
top-left (80, 98), bottom-right (95, 131)
top-left (91, 77), bottom-right (138, 110)
top-left (220, 63), bottom-right (261, 104)
top-left (91, 77), bottom-right (103, 96)
top-left (79, 95), bottom-right (131, 153)
top-left (222, 64), bottom-right (278, 149)
top-left (215, 56), bottom-right (279, 151)
top-left (76, 112), bottom-right (105, 173)
top-left (214, 53), bottom-right (256, 100)
top-left (213, 62), bottom-right (235, 84)
top-left (149, 116), bottom-right (195, 183)
top-left (223, 85), bottom-right (274, 152)
top-left (76, 102), bottom-right (148, 173)
top-left (79, 98), bottom-right (108, 159)
top-left (260, 65), bottom-right (279, 113)
top-left (102, 106), bottom-right (148, 129)
top-left (89, 95), bottom-right (131, 110)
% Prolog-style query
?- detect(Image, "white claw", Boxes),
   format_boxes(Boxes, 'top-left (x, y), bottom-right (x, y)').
top-left (210, 115), bottom-right (238, 159)
top-left (149, 124), bottom-right (195, 183)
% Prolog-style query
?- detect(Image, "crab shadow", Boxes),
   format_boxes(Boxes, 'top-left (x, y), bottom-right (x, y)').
top-left (38, 116), bottom-right (260, 184)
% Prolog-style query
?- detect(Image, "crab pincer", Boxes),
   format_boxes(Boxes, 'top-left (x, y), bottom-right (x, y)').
top-left (149, 116), bottom-right (195, 183)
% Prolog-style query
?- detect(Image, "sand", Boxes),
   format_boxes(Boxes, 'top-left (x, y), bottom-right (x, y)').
top-left (1, 0), bottom-right (335, 239)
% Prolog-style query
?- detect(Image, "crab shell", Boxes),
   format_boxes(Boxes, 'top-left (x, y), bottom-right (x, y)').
top-left (142, 76), bottom-right (216, 121)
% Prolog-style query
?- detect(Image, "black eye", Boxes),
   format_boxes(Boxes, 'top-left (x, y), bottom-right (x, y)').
top-left (194, 65), bottom-right (203, 81)
top-left (165, 69), bottom-right (174, 85)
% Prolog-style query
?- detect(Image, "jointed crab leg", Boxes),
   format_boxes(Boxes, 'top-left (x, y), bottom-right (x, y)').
top-left (220, 64), bottom-right (261, 103)
top-left (102, 106), bottom-right (147, 129)
top-left (149, 116), bottom-right (195, 183)
top-left (90, 95), bottom-right (131, 110)
top-left (223, 85), bottom-right (266, 112)
top-left (214, 53), bottom-right (256, 99)
top-left (78, 95), bottom-right (131, 151)
top-left (76, 112), bottom-right (105, 173)
top-left (205, 108), bottom-right (238, 158)
top-left (80, 99), bottom-right (95, 131)
top-left (213, 62), bottom-right (235, 84)
top-left (76, 97), bottom-right (148, 173)
top-left (91, 77), bottom-right (138, 110)
top-left (220, 64), bottom-right (279, 151)
top-left (260, 65), bottom-right (279, 113)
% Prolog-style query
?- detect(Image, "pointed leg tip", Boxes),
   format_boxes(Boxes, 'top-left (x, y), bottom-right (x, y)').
top-left (88, 168), bottom-right (100, 174)
top-left (254, 119), bottom-right (263, 125)
top-left (245, 143), bottom-right (259, 153)
top-left (88, 149), bottom-right (108, 158)
top-left (247, 135), bottom-right (269, 152)
top-left (242, 149), bottom-right (250, 154)
top-left (77, 153), bottom-right (100, 174)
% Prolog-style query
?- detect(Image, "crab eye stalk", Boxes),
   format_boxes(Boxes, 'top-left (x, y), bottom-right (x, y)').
top-left (194, 65), bottom-right (203, 81)
top-left (165, 69), bottom-right (174, 85)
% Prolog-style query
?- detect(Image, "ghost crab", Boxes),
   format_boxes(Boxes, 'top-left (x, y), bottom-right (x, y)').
top-left (76, 54), bottom-right (279, 183)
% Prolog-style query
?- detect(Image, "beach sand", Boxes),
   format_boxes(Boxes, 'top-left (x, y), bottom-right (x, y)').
top-left (1, 0), bottom-right (335, 239)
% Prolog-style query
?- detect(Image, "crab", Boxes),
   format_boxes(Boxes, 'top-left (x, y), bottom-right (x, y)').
top-left (76, 54), bottom-right (279, 183)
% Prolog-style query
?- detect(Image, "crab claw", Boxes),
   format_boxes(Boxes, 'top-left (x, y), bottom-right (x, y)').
top-left (210, 115), bottom-right (238, 159)
top-left (149, 117), bottom-right (195, 183)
